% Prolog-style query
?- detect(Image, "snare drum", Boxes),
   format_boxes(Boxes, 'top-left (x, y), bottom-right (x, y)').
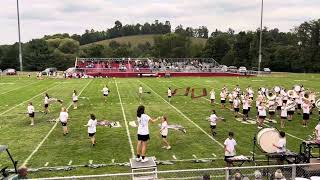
top-left (256, 128), bottom-right (280, 153)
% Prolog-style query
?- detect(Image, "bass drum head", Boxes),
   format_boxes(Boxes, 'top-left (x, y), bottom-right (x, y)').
top-left (256, 128), bottom-right (280, 153)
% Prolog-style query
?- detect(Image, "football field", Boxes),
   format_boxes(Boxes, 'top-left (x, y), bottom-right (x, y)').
top-left (0, 73), bottom-right (320, 178)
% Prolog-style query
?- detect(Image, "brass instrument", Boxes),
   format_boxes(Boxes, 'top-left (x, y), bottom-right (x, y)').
top-left (316, 99), bottom-right (320, 109)
top-left (267, 91), bottom-right (276, 100)
top-left (288, 90), bottom-right (298, 99)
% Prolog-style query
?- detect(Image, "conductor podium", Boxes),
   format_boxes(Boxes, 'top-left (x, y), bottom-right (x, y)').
top-left (130, 156), bottom-right (157, 180)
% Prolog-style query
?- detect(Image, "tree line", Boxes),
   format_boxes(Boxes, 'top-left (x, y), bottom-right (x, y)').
top-left (0, 19), bottom-right (319, 72)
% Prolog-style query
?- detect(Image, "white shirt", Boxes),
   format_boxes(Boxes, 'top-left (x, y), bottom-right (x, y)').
top-left (248, 89), bottom-right (254, 97)
top-left (160, 121), bottom-right (168, 136)
top-left (258, 106), bottom-right (267, 116)
top-left (27, 105), bottom-right (34, 114)
top-left (268, 101), bottom-right (276, 112)
top-left (87, 119), bottom-right (97, 133)
top-left (167, 89), bottom-right (172, 96)
top-left (242, 100), bottom-right (249, 110)
top-left (210, 91), bottom-right (215, 100)
top-left (302, 102), bottom-right (310, 114)
top-left (281, 106), bottom-right (287, 117)
top-left (220, 92), bottom-right (226, 100)
top-left (228, 93), bottom-right (233, 102)
top-left (102, 87), bottom-right (109, 95)
top-left (277, 138), bottom-right (286, 153)
top-left (233, 99), bottom-right (240, 108)
top-left (139, 87), bottom-right (143, 94)
top-left (72, 93), bottom-right (78, 101)
top-left (59, 111), bottom-right (69, 123)
top-left (44, 96), bottom-right (49, 104)
top-left (315, 124), bottom-right (320, 141)
top-left (276, 96), bottom-right (282, 106)
top-left (224, 138), bottom-right (237, 156)
top-left (137, 114), bottom-right (151, 135)
top-left (209, 114), bottom-right (217, 126)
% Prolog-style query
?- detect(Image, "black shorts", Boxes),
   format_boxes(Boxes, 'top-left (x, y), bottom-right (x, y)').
top-left (103, 94), bottom-right (108, 97)
top-left (29, 112), bottom-right (35, 117)
top-left (243, 109), bottom-right (248, 114)
top-left (210, 125), bottom-right (216, 129)
top-left (221, 100), bottom-right (226, 104)
top-left (138, 134), bottom-right (150, 141)
top-left (234, 108), bottom-right (239, 112)
top-left (44, 104), bottom-right (49, 108)
top-left (229, 101), bottom-right (233, 104)
top-left (297, 104), bottom-right (302, 109)
top-left (269, 111), bottom-right (275, 116)
top-left (73, 100), bottom-right (78, 103)
top-left (281, 117), bottom-right (287, 119)
top-left (277, 106), bottom-right (281, 110)
top-left (168, 96), bottom-right (171, 98)
top-left (225, 156), bottom-right (234, 162)
top-left (303, 113), bottom-right (310, 120)
top-left (161, 135), bottom-right (167, 138)
top-left (288, 111), bottom-right (294, 115)
top-left (259, 116), bottom-right (266, 119)
top-left (283, 100), bottom-right (287, 104)
top-left (61, 122), bottom-right (67, 126)
top-left (88, 133), bottom-right (95, 137)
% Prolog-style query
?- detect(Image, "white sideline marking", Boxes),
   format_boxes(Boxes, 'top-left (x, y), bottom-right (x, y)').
top-left (21, 80), bottom-right (92, 167)
top-left (251, 80), bottom-right (265, 82)
top-left (212, 153), bottom-right (217, 157)
top-left (68, 160), bottom-right (73, 166)
top-left (115, 80), bottom-right (135, 158)
top-left (172, 155), bottom-right (177, 160)
top-left (44, 162), bottom-right (49, 167)
top-left (192, 154), bottom-right (197, 159)
top-left (89, 160), bottom-right (93, 164)
top-left (111, 159), bottom-right (115, 163)
top-left (0, 81), bottom-right (39, 95)
top-left (139, 80), bottom-right (224, 148)
top-left (0, 83), bottom-right (15, 85)
top-left (0, 84), bottom-right (59, 116)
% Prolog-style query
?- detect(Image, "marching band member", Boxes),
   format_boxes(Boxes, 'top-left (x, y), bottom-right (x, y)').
top-left (233, 96), bottom-right (240, 118)
top-left (276, 94), bottom-right (282, 115)
top-left (59, 107), bottom-right (69, 136)
top-left (44, 93), bottom-right (50, 114)
top-left (72, 90), bottom-right (78, 109)
top-left (247, 86), bottom-right (254, 100)
top-left (302, 99), bottom-right (312, 127)
top-left (167, 87), bottom-right (172, 103)
top-left (224, 131), bottom-right (237, 167)
top-left (268, 97), bottom-right (276, 123)
top-left (210, 89), bottom-right (216, 105)
top-left (228, 92), bottom-right (234, 109)
top-left (310, 92), bottom-right (316, 114)
top-left (234, 85), bottom-right (241, 95)
top-left (160, 115), bottom-right (171, 150)
top-left (280, 103), bottom-right (288, 128)
top-left (282, 90), bottom-right (288, 104)
top-left (136, 105), bottom-right (159, 163)
top-left (84, 114), bottom-right (97, 147)
top-left (315, 120), bottom-right (320, 143)
top-left (102, 85), bottom-right (109, 102)
top-left (209, 110), bottom-right (218, 136)
top-left (296, 92), bottom-right (303, 115)
top-left (273, 131), bottom-right (286, 164)
top-left (257, 102), bottom-right (267, 129)
top-left (287, 98), bottom-right (296, 121)
top-left (220, 90), bottom-right (227, 109)
top-left (242, 96), bottom-right (249, 121)
top-left (27, 102), bottom-right (35, 126)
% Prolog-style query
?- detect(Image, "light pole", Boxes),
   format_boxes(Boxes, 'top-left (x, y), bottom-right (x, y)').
top-left (16, 0), bottom-right (23, 72)
top-left (258, 0), bottom-right (264, 75)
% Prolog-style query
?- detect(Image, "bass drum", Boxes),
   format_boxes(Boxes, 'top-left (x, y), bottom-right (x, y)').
top-left (256, 128), bottom-right (280, 153)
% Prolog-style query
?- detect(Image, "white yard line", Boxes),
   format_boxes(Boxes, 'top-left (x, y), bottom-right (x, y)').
top-left (138, 80), bottom-right (224, 148)
top-left (0, 84), bottom-right (59, 116)
top-left (115, 80), bottom-right (135, 158)
top-left (21, 79), bottom-right (92, 167)
top-left (0, 81), bottom-right (40, 95)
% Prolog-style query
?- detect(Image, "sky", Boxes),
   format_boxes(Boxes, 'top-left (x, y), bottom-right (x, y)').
top-left (0, 0), bottom-right (319, 45)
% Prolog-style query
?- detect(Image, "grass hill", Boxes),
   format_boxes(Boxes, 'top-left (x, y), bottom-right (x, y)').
top-left (81, 34), bottom-right (208, 48)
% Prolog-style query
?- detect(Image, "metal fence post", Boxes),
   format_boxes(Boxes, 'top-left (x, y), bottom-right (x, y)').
top-left (225, 167), bottom-right (230, 180)
top-left (292, 164), bottom-right (296, 179)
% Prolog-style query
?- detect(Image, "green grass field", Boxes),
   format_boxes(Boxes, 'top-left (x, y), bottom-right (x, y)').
top-left (0, 73), bottom-right (320, 178)
top-left (81, 34), bottom-right (207, 47)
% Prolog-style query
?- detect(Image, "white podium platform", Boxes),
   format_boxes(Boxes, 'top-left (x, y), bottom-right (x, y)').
top-left (130, 156), bottom-right (157, 180)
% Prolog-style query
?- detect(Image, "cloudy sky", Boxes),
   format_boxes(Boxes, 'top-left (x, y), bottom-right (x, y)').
top-left (0, 0), bottom-right (319, 45)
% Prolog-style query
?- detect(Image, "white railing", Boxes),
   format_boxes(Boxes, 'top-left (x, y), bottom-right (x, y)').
top-left (30, 163), bottom-right (320, 180)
